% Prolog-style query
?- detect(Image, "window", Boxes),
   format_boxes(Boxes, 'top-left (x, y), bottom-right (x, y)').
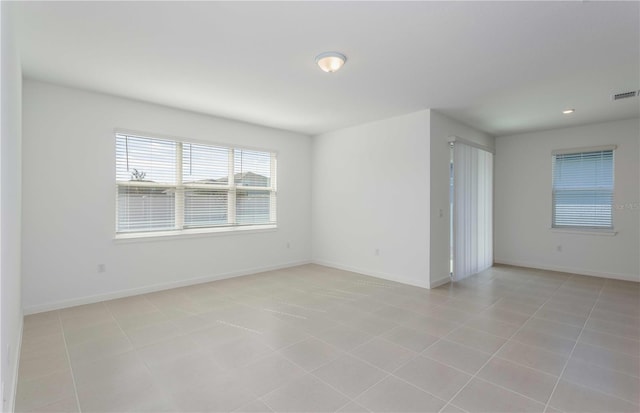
top-left (552, 146), bottom-right (614, 229)
top-left (116, 133), bottom-right (276, 236)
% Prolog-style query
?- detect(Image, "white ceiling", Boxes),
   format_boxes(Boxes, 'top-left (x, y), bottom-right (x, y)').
top-left (12, 1), bottom-right (640, 136)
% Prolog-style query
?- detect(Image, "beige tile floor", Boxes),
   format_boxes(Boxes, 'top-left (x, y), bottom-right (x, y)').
top-left (15, 264), bottom-right (640, 412)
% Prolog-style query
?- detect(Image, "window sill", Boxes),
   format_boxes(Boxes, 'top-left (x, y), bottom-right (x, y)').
top-left (550, 228), bottom-right (617, 236)
top-left (114, 224), bottom-right (277, 243)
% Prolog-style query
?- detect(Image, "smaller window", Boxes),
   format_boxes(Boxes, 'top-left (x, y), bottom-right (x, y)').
top-left (552, 146), bottom-right (615, 229)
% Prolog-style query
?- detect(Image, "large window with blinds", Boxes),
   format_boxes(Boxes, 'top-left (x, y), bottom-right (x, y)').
top-left (116, 133), bottom-right (276, 236)
top-left (552, 146), bottom-right (614, 229)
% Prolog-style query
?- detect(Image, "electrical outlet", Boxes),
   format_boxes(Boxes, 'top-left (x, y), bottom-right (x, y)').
top-left (97, 264), bottom-right (106, 273)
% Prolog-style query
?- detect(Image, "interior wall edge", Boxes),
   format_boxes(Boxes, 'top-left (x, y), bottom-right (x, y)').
top-left (22, 260), bottom-right (311, 315)
top-left (494, 259), bottom-right (640, 283)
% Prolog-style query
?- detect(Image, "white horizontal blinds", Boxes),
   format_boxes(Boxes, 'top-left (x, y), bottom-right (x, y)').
top-left (234, 149), bottom-right (275, 225)
top-left (552, 149), bottom-right (614, 229)
top-left (182, 143), bottom-right (230, 228)
top-left (115, 133), bottom-right (276, 234)
top-left (116, 134), bottom-right (177, 232)
top-left (117, 187), bottom-right (175, 232)
top-left (184, 190), bottom-right (228, 228)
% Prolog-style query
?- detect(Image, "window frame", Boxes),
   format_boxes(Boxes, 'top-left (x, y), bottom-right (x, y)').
top-left (114, 130), bottom-right (277, 239)
top-left (551, 145), bottom-right (616, 232)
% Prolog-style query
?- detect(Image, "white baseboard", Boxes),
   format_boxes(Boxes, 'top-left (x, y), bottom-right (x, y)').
top-left (429, 276), bottom-right (451, 289)
top-left (494, 259), bottom-right (640, 283)
top-left (312, 259), bottom-right (430, 289)
top-left (5, 315), bottom-right (23, 413)
top-left (23, 260), bottom-right (311, 315)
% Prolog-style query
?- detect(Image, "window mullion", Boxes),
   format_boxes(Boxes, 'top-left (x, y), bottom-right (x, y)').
top-left (270, 152), bottom-right (277, 224)
top-left (228, 148), bottom-right (236, 226)
top-left (176, 142), bottom-right (184, 229)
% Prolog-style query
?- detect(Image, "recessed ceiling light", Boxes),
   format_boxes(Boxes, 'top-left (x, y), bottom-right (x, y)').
top-left (315, 52), bottom-right (346, 73)
top-left (562, 109), bottom-right (575, 114)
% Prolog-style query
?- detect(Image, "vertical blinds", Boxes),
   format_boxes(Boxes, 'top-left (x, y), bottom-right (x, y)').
top-left (116, 133), bottom-right (276, 234)
top-left (552, 149), bottom-right (614, 229)
top-left (452, 142), bottom-right (493, 281)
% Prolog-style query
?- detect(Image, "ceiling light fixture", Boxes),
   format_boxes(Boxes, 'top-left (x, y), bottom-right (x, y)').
top-left (562, 109), bottom-right (575, 114)
top-left (315, 52), bottom-right (347, 73)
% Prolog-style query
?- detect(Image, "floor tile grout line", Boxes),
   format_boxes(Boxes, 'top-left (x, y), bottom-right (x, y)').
top-left (487, 352), bottom-right (564, 379)
top-left (299, 330), bottom-right (456, 411)
top-left (559, 354), bottom-right (640, 379)
top-left (437, 275), bottom-right (573, 413)
top-left (232, 398), bottom-right (276, 413)
top-left (417, 347), bottom-right (562, 387)
top-left (461, 316), bottom-right (522, 334)
top-left (583, 312), bottom-right (640, 334)
top-left (562, 331), bottom-right (640, 367)
top-left (221, 294), bottom-right (398, 412)
top-left (57, 311), bottom-right (83, 413)
top-left (578, 324), bottom-right (640, 344)
top-left (287, 333), bottom-right (395, 403)
top-left (525, 311), bottom-right (589, 329)
top-left (417, 351), bottom-right (556, 410)
top-left (256, 344), bottom-right (371, 411)
top-left (102, 298), bottom-right (182, 410)
top-left (547, 378), bottom-right (640, 411)
top-left (512, 284), bottom-right (640, 348)
top-left (399, 290), bottom-right (515, 359)
top-left (361, 349), bottom-right (453, 406)
top-left (120, 288), bottom-right (311, 410)
top-left (506, 334), bottom-right (575, 357)
top-left (507, 330), bottom-right (640, 379)
top-left (446, 402), bottom-right (471, 413)
top-left (471, 375), bottom-right (553, 407)
top-left (542, 280), bottom-right (639, 411)
top-left (354, 280), bottom-right (565, 411)
top-left (544, 272), bottom-right (604, 410)
top-left (522, 311), bottom-right (596, 331)
top-left (410, 279), bottom-right (554, 361)
top-left (14, 326), bottom-right (79, 384)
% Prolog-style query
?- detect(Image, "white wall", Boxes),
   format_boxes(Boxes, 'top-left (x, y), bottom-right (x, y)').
top-left (429, 111), bottom-right (495, 287)
top-left (22, 80), bottom-right (312, 313)
top-left (312, 110), bottom-right (431, 288)
top-left (1, 2), bottom-right (23, 410)
top-left (495, 118), bottom-right (640, 281)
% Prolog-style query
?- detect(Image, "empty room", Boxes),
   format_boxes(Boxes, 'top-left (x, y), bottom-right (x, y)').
top-left (1, 1), bottom-right (639, 412)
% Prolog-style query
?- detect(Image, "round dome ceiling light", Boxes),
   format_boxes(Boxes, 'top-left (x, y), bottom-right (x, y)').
top-left (315, 52), bottom-right (347, 73)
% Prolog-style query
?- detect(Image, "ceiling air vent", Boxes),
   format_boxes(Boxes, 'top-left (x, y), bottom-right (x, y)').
top-left (612, 90), bottom-right (638, 101)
